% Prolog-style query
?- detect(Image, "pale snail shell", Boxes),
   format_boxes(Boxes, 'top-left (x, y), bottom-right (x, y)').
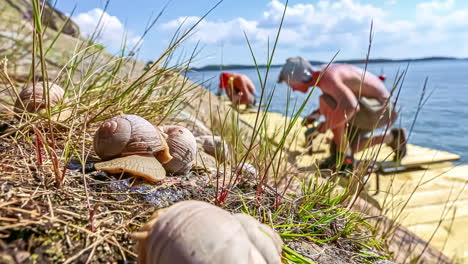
top-left (236, 162), bottom-right (258, 179)
top-left (197, 136), bottom-right (229, 162)
top-left (14, 82), bottom-right (64, 113)
top-left (233, 213), bottom-right (283, 263)
top-left (160, 125), bottom-right (197, 175)
top-left (93, 114), bottom-right (172, 163)
top-left (132, 200), bottom-right (283, 264)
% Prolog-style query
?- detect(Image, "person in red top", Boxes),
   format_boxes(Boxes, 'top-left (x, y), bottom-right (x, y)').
top-left (219, 72), bottom-right (256, 107)
top-left (278, 57), bottom-right (407, 171)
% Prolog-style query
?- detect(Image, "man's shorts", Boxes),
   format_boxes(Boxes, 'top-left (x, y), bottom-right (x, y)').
top-left (347, 97), bottom-right (396, 141)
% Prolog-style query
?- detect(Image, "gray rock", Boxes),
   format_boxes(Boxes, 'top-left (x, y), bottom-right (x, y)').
top-left (4, 0), bottom-right (80, 38)
top-left (374, 260), bottom-right (395, 264)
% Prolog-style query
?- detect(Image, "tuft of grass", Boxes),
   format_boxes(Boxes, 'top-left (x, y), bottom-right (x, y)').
top-left (0, 0), bottom-right (460, 263)
top-left (0, 0), bottom-right (221, 262)
top-left (194, 2), bottom-right (392, 263)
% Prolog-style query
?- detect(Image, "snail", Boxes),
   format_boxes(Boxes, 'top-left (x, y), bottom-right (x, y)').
top-left (233, 213), bottom-right (283, 263)
top-left (160, 125), bottom-right (197, 175)
top-left (132, 200), bottom-right (283, 264)
top-left (235, 162), bottom-right (258, 180)
top-left (93, 114), bottom-right (172, 182)
top-left (197, 136), bottom-right (229, 162)
top-left (14, 82), bottom-right (65, 114)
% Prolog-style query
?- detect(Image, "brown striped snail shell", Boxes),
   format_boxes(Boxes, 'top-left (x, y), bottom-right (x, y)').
top-left (160, 125), bottom-right (197, 175)
top-left (132, 200), bottom-right (283, 264)
top-left (14, 82), bottom-right (64, 113)
top-left (93, 114), bottom-right (172, 163)
top-left (197, 136), bottom-right (229, 162)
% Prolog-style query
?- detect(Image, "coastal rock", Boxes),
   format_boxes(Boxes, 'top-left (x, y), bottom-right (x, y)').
top-left (195, 149), bottom-right (218, 169)
top-left (4, 0), bottom-right (80, 38)
top-left (175, 110), bottom-right (212, 136)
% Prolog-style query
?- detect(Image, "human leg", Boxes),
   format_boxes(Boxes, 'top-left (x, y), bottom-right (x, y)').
top-left (349, 99), bottom-right (406, 160)
top-left (351, 131), bottom-right (393, 153)
top-left (319, 125), bottom-right (354, 171)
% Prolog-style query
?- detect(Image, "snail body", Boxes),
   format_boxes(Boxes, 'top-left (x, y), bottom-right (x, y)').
top-left (133, 200), bottom-right (283, 264)
top-left (14, 82), bottom-right (64, 113)
top-left (93, 115), bottom-right (172, 182)
top-left (93, 114), bottom-right (171, 163)
top-left (161, 125), bottom-right (197, 175)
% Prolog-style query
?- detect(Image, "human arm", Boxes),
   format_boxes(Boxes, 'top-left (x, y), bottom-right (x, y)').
top-left (302, 108), bottom-right (321, 126)
top-left (230, 75), bottom-right (256, 105)
top-left (243, 76), bottom-right (256, 96)
top-left (318, 81), bottom-right (359, 132)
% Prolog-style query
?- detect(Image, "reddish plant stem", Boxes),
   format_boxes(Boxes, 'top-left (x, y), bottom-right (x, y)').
top-left (60, 165), bottom-right (67, 182)
top-left (273, 176), bottom-right (294, 210)
top-left (88, 204), bottom-right (95, 232)
top-left (215, 171), bottom-right (220, 205)
top-left (35, 133), bottom-right (43, 166)
top-left (52, 152), bottom-right (60, 188)
top-left (49, 138), bottom-right (62, 188)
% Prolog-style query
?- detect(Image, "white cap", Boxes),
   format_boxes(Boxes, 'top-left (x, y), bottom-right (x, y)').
top-left (277, 56), bottom-right (315, 84)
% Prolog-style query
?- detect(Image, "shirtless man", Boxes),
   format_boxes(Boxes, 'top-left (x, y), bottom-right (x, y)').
top-left (219, 72), bottom-right (256, 107)
top-left (278, 57), bottom-right (407, 171)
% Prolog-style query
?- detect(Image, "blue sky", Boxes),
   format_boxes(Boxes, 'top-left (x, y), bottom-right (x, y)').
top-left (55, 0), bottom-right (468, 66)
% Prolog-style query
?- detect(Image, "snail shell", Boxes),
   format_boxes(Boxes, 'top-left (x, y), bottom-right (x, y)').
top-left (160, 125), bottom-right (197, 175)
top-left (93, 114), bottom-right (172, 163)
top-left (132, 200), bottom-right (282, 264)
top-left (14, 82), bottom-right (64, 113)
top-left (236, 162), bottom-right (258, 179)
top-left (197, 136), bottom-right (229, 162)
top-left (233, 214), bottom-right (283, 264)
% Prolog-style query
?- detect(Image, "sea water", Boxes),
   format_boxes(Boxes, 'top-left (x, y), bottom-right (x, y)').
top-left (185, 60), bottom-right (468, 163)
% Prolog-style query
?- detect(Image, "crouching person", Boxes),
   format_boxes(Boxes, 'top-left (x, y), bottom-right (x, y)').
top-left (219, 72), bottom-right (256, 108)
top-left (278, 57), bottom-right (407, 172)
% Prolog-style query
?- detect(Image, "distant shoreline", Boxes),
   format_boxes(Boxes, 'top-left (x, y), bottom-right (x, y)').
top-left (190, 56), bottom-right (467, 72)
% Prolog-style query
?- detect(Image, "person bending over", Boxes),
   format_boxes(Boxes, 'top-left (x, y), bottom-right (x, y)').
top-left (278, 57), bottom-right (407, 171)
top-left (219, 72), bottom-right (256, 107)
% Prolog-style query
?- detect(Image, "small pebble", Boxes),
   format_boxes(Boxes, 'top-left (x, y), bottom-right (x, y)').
top-left (67, 158), bottom-right (96, 173)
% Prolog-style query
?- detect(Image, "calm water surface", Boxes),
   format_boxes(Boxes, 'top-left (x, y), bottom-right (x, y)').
top-left (186, 60), bottom-right (468, 163)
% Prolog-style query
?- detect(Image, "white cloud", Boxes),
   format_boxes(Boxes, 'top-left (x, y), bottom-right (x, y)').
top-left (260, 0), bottom-right (315, 28)
top-left (416, 0), bottom-right (468, 30)
top-left (72, 9), bottom-right (142, 52)
top-left (159, 0), bottom-right (468, 62)
top-left (160, 0), bottom-right (396, 49)
top-left (418, 0), bottom-right (455, 13)
top-left (160, 16), bottom-right (261, 44)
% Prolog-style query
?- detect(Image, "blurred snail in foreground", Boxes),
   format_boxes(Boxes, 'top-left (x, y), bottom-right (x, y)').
top-left (197, 136), bottom-right (229, 162)
top-left (160, 125), bottom-right (197, 175)
top-left (132, 200), bottom-right (283, 264)
top-left (93, 114), bottom-right (172, 182)
top-left (14, 82), bottom-right (64, 114)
